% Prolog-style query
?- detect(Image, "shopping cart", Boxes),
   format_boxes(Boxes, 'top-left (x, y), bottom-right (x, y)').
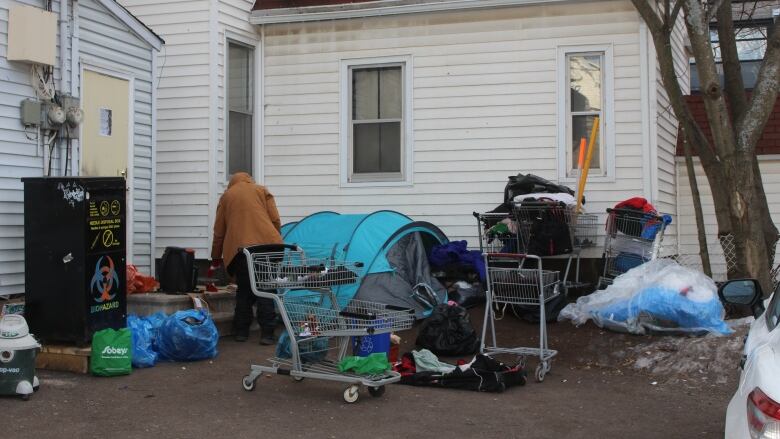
top-left (513, 201), bottom-right (598, 292)
top-left (474, 211), bottom-right (522, 254)
top-left (480, 253), bottom-right (560, 382)
top-left (475, 203), bottom-right (597, 293)
top-left (599, 208), bottom-right (668, 288)
top-left (240, 244), bottom-right (414, 403)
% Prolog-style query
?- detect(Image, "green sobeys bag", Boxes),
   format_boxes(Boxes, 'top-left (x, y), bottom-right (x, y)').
top-left (90, 328), bottom-right (132, 377)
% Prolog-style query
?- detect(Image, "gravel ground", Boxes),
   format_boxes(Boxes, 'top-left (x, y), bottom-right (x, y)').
top-left (0, 306), bottom-right (742, 439)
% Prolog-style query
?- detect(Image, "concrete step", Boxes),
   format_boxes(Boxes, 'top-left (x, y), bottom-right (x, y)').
top-left (127, 288), bottom-right (257, 337)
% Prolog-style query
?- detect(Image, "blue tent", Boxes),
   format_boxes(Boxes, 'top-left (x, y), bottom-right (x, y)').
top-left (281, 211), bottom-right (449, 318)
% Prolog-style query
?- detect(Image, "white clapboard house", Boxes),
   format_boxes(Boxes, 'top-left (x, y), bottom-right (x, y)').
top-left (0, 0), bottom-right (163, 295)
top-left (117, 0), bottom-right (691, 271)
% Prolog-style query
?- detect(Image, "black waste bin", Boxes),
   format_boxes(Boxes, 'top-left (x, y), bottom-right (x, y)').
top-left (22, 177), bottom-right (127, 344)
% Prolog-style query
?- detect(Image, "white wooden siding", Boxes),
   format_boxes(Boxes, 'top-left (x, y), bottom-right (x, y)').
top-left (78, 0), bottom-right (155, 271)
top-left (654, 13), bottom-right (689, 254)
top-left (262, 2), bottom-right (648, 247)
top-left (676, 158), bottom-right (780, 281)
top-left (0, 0), bottom-right (67, 295)
top-left (118, 0), bottom-right (212, 258)
top-left (217, 0), bottom-right (260, 191)
top-left (0, 0), bottom-right (156, 295)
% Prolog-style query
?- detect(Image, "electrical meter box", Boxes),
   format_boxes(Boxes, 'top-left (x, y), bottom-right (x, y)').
top-left (7, 5), bottom-right (57, 66)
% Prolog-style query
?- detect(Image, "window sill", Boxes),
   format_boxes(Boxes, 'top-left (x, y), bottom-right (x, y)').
top-left (340, 179), bottom-right (414, 188)
top-left (558, 173), bottom-right (615, 185)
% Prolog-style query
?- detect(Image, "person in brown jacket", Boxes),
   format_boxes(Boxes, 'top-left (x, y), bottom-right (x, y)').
top-left (210, 172), bottom-right (283, 344)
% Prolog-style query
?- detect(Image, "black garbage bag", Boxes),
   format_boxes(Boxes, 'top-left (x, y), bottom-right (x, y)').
top-left (415, 303), bottom-right (480, 356)
top-left (447, 281), bottom-right (485, 309)
top-left (504, 173), bottom-right (576, 204)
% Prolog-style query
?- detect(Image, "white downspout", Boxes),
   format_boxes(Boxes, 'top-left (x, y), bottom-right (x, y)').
top-left (70, 0), bottom-right (79, 98)
top-left (70, 0), bottom-right (79, 176)
top-left (59, 0), bottom-right (69, 94)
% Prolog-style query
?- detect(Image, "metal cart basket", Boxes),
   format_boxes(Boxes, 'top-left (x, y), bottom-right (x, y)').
top-left (475, 206), bottom-right (597, 293)
top-left (480, 253), bottom-right (560, 382)
top-left (240, 245), bottom-right (414, 403)
top-left (599, 208), bottom-right (668, 288)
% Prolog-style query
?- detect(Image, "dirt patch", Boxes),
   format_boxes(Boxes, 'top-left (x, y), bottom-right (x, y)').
top-left (625, 318), bottom-right (751, 384)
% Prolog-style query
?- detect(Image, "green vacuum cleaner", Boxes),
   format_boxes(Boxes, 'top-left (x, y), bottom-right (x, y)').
top-left (0, 314), bottom-right (40, 400)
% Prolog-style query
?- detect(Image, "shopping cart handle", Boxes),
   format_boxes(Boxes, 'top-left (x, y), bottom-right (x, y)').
top-left (243, 243), bottom-right (300, 254)
top-left (384, 304), bottom-right (414, 314)
top-left (487, 252), bottom-right (530, 259)
top-left (605, 208), bottom-right (663, 221)
top-left (339, 310), bottom-right (378, 320)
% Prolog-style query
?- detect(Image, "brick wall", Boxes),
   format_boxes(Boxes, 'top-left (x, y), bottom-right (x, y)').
top-left (677, 94), bottom-right (780, 155)
top-left (253, 0), bottom-right (376, 9)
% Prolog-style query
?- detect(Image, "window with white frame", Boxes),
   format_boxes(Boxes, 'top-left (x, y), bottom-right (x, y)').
top-left (564, 51), bottom-right (607, 178)
top-left (227, 40), bottom-right (254, 177)
top-left (344, 60), bottom-right (408, 183)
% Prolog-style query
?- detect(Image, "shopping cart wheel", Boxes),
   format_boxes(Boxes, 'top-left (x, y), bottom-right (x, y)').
top-left (242, 375), bottom-right (256, 391)
top-left (292, 375), bottom-right (305, 382)
top-left (343, 385), bottom-right (360, 403)
top-left (516, 356), bottom-right (527, 370)
top-left (534, 363), bottom-right (546, 383)
top-left (367, 385), bottom-right (385, 397)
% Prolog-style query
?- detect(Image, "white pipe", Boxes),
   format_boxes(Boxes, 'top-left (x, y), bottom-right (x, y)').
top-left (70, 0), bottom-right (79, 97)
top-left (59, 0), bottom-right (69, 94)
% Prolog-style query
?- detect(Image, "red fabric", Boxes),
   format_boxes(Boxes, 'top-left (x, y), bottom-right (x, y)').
top-left (126, 265), bottom-right (159, 294)
top-left (392, 352), bottom-right (417, 377)
top-left (614, 197), bottom-right (656, 214)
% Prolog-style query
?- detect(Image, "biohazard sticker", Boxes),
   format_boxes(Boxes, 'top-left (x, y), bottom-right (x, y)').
top-left (90, 255), bottom-right (120, 313)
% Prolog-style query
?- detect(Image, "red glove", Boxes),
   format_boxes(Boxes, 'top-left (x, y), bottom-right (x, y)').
top-left (207, 259), bottom-right (223, 278)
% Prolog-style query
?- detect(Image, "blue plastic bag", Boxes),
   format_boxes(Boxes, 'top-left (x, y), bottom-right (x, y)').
top-left (275, 330), bottom-right (327, 363)
top-left (560, 259), bottom-right (732, 335)
top-left (157, 309), bottom-right (219, 361)
top-left (595, 285), bottom-right (732, 334)
top-left (127, 315), bottom-right (158, 368)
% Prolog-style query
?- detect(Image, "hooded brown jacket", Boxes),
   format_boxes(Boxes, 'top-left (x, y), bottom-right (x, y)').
top-left (211, 172), bottom-right (283, 268)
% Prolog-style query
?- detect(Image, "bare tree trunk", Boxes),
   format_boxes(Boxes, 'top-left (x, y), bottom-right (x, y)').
top-left (631, 0), bottom-right (779, 295)
top-left (681, 134), bottom-right (712, 276)
top-left (731, 151), bottom-right (774, 292)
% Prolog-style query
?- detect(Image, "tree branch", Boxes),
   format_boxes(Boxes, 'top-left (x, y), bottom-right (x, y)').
top-left (631, 0), bottom-right (663, 34)
top-left (684, 0), bottom-right (736, 159)
top-left (664, 0), bottom-right (671, 25)
top-left (671, 0), bottom-right (684, 26)
top-left (737, 19), bottom-right (780, 151)
top-left (717, 0), bottom-right (748, 123)
top-left (707, 0), bottom-right (727, 22)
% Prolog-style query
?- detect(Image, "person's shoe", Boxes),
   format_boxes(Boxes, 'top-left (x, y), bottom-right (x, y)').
top-left (260, 330), bottom-right (275, 345)
top-left (234, 334), bottom-right (248, 342)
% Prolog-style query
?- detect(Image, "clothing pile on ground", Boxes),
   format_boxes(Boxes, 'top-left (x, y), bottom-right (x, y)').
top-left (429, 241), bottom-right (486, 308)
top-left (393, 349), bottom-right (526, 393)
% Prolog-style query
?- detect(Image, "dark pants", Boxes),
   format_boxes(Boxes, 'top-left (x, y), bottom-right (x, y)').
top-left (229, 254), bottom-right (276, 336)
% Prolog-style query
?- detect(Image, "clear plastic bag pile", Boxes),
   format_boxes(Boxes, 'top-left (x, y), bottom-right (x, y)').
top-left (559, 259), bottom-right (732, 335)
